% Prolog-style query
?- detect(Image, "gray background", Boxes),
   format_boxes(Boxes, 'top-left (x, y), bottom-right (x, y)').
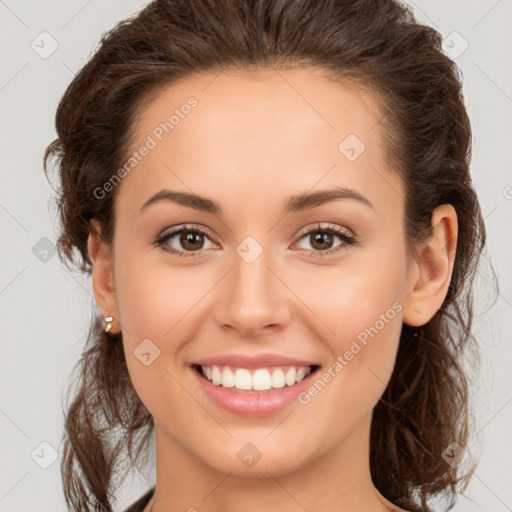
top-left (1, 1), bottom-right (511, 510)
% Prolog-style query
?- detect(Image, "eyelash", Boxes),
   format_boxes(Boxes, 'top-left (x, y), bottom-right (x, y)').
top-left (154, 223), bottom-right (358, 258)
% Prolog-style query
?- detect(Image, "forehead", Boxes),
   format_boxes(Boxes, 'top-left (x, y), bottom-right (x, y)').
top-left (116, 67), bottom-right (403, 223)
top-left (131, 67), bottom-right (385, 154)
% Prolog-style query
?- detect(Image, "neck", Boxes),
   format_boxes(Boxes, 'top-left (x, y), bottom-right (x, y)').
top-left (146, 414), bottom-right (400, 512)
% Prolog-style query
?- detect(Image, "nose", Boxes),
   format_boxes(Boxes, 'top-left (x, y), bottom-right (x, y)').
top-left (214, 240), bottom-right (291, 338)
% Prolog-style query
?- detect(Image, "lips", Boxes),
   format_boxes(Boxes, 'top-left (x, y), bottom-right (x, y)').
top-left (190, 353), bottom-right (320, 416)
top-left (193, 353), bottom-right (318, 368)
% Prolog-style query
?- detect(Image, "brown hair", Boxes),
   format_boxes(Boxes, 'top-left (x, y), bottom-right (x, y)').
top-left (43, 0), bottom-right (490, 510)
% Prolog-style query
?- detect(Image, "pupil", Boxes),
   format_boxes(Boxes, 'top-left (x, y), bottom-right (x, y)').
top-left (313, 232), bottom-right (332, 250)
top-left (181, 231), bottom-right (203, 250)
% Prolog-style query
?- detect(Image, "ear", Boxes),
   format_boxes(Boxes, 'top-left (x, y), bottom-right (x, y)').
top-left (87, 219), bottom-right (120, 334)
top-left (402, 204), bottom-right (458, 327)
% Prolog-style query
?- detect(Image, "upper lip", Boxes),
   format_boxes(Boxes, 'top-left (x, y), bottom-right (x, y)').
top-left (193, 353), bottom-right (318, 368)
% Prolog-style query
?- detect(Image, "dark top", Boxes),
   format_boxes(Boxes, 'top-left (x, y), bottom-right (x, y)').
top-left (123, 487), bottom-right (155, 512)
top-left (123, 487), bottom-right (424, 512)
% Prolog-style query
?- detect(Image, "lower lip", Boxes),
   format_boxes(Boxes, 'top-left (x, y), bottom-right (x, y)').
top-left (192, 366), bottom-right (318, 417)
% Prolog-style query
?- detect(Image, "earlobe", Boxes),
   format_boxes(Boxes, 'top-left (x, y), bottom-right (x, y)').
top-left (402, 204), bottom-right (458, 327)
top-left (87, 219), bottom-right (120, 333)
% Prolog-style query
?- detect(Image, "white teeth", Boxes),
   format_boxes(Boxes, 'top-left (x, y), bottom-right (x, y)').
top-left (222, 367), bottom-right (235, 388)
top-left (200, 364), bottom-right (313, 391)
top-left (234, 368), bottom-right (252, 390)
top-left (253, 369), bottom-right (272, 391)
top-left (271, 369), bottom-right (286, 388)
top-left (296, 366), bottom-right (307, 383)
top-left (284, 367), bottom-right (296, 386)
top-left (211, 365), bottom-right (222, 385)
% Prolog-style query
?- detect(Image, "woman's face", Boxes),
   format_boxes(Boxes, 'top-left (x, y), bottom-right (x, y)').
top-left (102, 67), bottom-right (420, 475)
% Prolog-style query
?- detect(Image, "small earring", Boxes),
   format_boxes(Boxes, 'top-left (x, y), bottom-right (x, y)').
top-left (104, 316), bottom-right (114, 334)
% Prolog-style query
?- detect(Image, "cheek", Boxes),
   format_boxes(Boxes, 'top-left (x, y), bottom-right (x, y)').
top-left (333, 239), bottom-right (407, 354)
top-left (336, 275), bottom-right (403, 346)
top-left (112, 251), bottom-right (223, 410)
top-left (291, 259), bottom-right (405, 347)
top-left (113, 258), bottom-right (201, 422)
top-left (291, 257), bottom-right (406, 407)
top-left (114, 251), bottom-right (212, 341)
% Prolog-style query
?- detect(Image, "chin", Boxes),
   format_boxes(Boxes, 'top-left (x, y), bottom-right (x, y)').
top-left (193, 435), bottom-right (318, 478)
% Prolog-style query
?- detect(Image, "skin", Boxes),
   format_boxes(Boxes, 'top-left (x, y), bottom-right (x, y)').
top-left (87, 67), bottom-right (457, 512)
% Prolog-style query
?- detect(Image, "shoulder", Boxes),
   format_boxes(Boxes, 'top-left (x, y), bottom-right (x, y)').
top-left (123, 487), bottom-right (155, 512)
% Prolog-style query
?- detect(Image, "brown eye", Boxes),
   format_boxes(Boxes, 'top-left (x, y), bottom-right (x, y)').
top-left (156, 225), bottom-right (217, 257)
top-left (179, 230), bottom-right (205, 251)
top-left (309, 231), bottom-right (335, 251)
top-left (293, 224), bottom-right (357, 257)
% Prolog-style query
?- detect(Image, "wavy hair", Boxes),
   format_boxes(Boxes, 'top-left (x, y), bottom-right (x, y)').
top-left (43, 0), bottom-right (490, 510)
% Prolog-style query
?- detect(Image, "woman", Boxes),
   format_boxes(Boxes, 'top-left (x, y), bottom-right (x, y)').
top-left (43, 1), bottom-right (487, 511)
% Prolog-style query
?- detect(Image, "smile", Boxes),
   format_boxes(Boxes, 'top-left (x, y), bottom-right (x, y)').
top-left (191, 361), bottom-right (320, 416)
top-left (198, 364), bottom-right (314, 392)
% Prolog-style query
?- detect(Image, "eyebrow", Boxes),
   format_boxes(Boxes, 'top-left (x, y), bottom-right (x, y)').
top-left (140, 186), bottom-right (374, 216)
